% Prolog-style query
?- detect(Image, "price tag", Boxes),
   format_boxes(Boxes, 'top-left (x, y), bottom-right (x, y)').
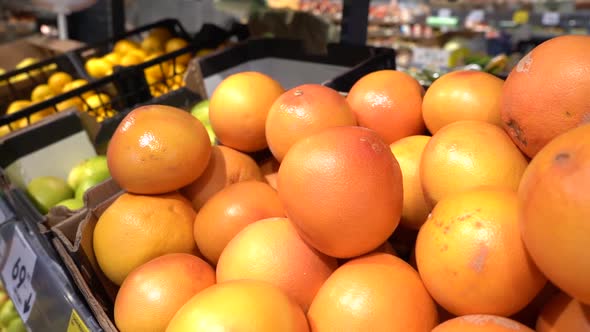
top-left (412, 47), bottom-right (451, 70)
top-left (1, 231), bottom-right (37, 322)
top-left (438, 8), bottom-right (452, 18)
top-left (542, 12), bottom-right (560, 26)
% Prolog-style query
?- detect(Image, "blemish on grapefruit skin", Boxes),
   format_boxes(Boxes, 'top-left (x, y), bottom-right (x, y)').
top-left (469, 245), bottom-right (488, 273)
top-left (359, 136), bottom-right (384, 153)
top-left (294, 90), bottom-right (303, 97)
top-left (554, 152), bottom-right (570, 163)
top-left (516, 53), bottom-right (533, 73)
top-left (506, 119), bottom-right (527, 146)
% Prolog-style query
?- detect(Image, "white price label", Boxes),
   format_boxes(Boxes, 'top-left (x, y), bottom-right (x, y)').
top-left (412, 47), bottom-right (451, 70)
top-left (542, 12), bottom-right (560, 26)
top-left (1, 231), bottom-right (37, 322)
top-left (438, 8), bottom-right (452, 18)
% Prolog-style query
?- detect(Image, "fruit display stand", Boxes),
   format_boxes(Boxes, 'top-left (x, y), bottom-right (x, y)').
top-left (195, 38), bottom-right (396, 98)
top-left (0, 111), bottom-right (105, 330)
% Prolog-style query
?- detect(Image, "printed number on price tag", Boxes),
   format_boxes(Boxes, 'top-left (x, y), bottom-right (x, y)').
top-left (542, 12), bottom-right (560, 26)
top-left (1, 231), bottom-right (37, 322)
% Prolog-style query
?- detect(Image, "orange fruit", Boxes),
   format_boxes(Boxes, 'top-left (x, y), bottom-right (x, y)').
top-left (432, 315), bottom-right (534, 332)
top-left (166, 279), bottom-right (309, 332)
top-left (390, 135), bottom-right (431, 230)
top-left (216, 217), bottom-right (338, 311)
top-left (107, 105), bottom-right (211, 195)
top-left (307, 253), bottom-right (438, 331)
top-left (346, 69), bottom-right (425, 144)
top-left (536, 291), bottom-right (590, 332)
top-left (93, 192), bottom-right (197, 285)
top-left (194, 181), bottom-right (285, 265)
top-left (278, 126), bottom-right (403, 258)
top-left (415, 187), bottom-right (547, 316)
top-left (209, 72), bottom-right (284, 152)
top-left (422, 70), bottom-right (504, 134)
top-left (114, 253), bottom-right (215, 332)
top-left (518, 123), bottom-right (590, 304)
top-left (501, 35), bottom-right (590, 158)
top-left (47, 71), bottom-right (73, 94)
top-left (420, 120), bottom-right (528, 207)
top-left (181, 145), bottom-right (264, 211)
top-left (265, 84), bottom-right (356, 162)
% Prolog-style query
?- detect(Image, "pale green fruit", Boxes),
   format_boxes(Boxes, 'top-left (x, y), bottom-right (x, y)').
top-left (74, 176), bottom-right (105, 201)
top-left (27, 176), bottom-right (74, 214)
top-left (190, 99), bottom-right (217, 144)
top-left (6, 317), bottom-right (26, 332)
top-left (55, 198), bottom-right (84, 210)
top-left (67, 155), bottom-right (110, 190)
top-left (0, 300), bottom-right (17, 327)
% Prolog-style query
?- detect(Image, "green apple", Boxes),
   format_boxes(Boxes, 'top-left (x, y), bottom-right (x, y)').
top-left (75, 175), bottom-right (105, 201)
top-left (67, 155), bottom-right (110, 190)
top-left (27, 176), bottom-right (74, 214)
top-left (6, 317), bottom-right (26, 332)
top-left (190, 99), bottom-right (217, 145)
top-left (55, 198), bottom-right (84, 210)
top-left (0, 300), bottom-right (18, 327)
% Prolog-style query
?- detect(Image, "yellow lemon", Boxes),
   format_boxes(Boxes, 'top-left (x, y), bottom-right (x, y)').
top-left (120, 53), bottom-right (144, 67)
top-left (102, 52), bottom-right (121, 66)
top-left (141, 35), bottom-right (164, 54)
top-left (63, 79), bottom-right (93, 98)
top-left (113, 39), bottom-right (140, 55)
top-left (128, 48), bottom-right (148, 60)
top-left (0, 125), bottom-right (10, 137)
top-left (6, 100), bottom-right (32, 129)
top-left (85, 58), bottom-right (113, 78)
top-left (47, 72), bottom-right (73, 94)
top-left (30, 84), bottom-right (55, 102)
top-left (148, 27), bottom-right (173, 43)
top-left (84, 93), bottom-right (111, 114)
top-left (165, 38), bottom-right (191, 65)
top-left (57, 97), bottom-right (85, 112)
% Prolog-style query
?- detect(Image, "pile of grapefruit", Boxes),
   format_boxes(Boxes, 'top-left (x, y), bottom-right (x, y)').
top-left (95, 35), bottom-right (589, 331)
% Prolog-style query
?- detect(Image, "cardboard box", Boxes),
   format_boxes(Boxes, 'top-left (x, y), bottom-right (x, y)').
top-left (51, 179), bottom-right (124, 332)
top-left (0, 34), bottom-right (84, 71)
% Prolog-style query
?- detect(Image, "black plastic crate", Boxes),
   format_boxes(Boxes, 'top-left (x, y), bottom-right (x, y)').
top-left (0, 53), bottom-right (87, 121)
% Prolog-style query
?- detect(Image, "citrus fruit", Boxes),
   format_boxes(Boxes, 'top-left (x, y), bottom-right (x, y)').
top-left (166, 279), bottom-right (309, 332)
top-left (209, 71), bottom-right (284, 152)
top-left (194, 181), bottom-right (285, 265)
top-left (422, 70), bottom-right (504, 134)
top-left (5, 100), bottom-right (31, 130)
top-left (265, 84), bottom-right (356, 162)
top-left (536, 291), bottom-right (590, 332)
top-left (93, 192), bottom-right (197, 285)
top-left (265, 172), bottom-right (278, 190)
top-left (217, 217), bottom-right (338, 311)
top-left (181, 145), bottom-right (264, 211)
top-left (308, 253), bottom-right (438, 331)
top-left (120, 53), bottom-right (144, 67)
top-left (390, 135), bottom-right (431, 230)
top-left (501, 35), bottom-right (590, 158)
top-left (83, 93), bottom-right (111, 114)
top-left (148, 27), bottom-right (172, 43)
top-left (420, 120), bottom-right (528, 207)
top-left (415, 187), bottom-right (547, 316)
top-left (47, 71), bottom-right (73, 94)
top-left (113, 39), bottom-right (139, 55)
top-left (85, 57), bottom-right (113, 78)
top-left (432, 315), bottom-right (534, 332)
top-left (278, 126), bottom-right (403, 258)
top-left (140, 35), bottom-right (164, 54)
top-left (26, 176), bottom-right (74, 214)
top-left (346, 69), bottom-right (425, 144)
top-left (30, 84), bottom-right (54, 102)
top-left (56, 97), bottom-right (84, 112)
top-left (107, 105), bottom-right (212, 195)
top-left (518, 123), bottom-right (590, 304)
top-left (114, 253), bottom-right (215, 332)
top-left (102, 52), bottom-right (121, 66)
top-left (165, 38), bottom-right (191, 65)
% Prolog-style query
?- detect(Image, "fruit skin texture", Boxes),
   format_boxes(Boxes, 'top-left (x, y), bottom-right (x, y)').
top-left (500, 35), bottom-right (590, 158)
top-left (278, 126), bottom-right (403, 258)
top-left (216, 217), bottom-right (338, 312)
top-left (415, 187), bottom-right (547, 317)
top-left (420, 120), bottom-right (528, 207)
top-left (432, 314), bottom-right (534, 332)
top-left (265, 84), bottom-right (357, 162)
top-left (107, 105), bottom-right (212, 195)
top-left (93, 192), bottom-right (197, 285)
top-left (194, 181), bottom-right (285, 265)
top-left (114, 253), bottom-right (215, 332)
top-left (536, 292), bottom-right (590, 332)
top-left (389, 135), bottom-right (431, 230)
top-left (26, 176), bottom-right (74, 214)
top-left (166, 279), bottom-right (309, 332)
top-left (422, 70), bottom-right (504, 134)
top-left (209, 71), bottom-right (285, 152)
top-left (518, 123), bottom-right (590, 304)
top-left (307, 253), bottom-right (438, 332)
top-left (346, 69), bottom-right (425, 144)
top-left (181, 145), bottom-right (264, 211)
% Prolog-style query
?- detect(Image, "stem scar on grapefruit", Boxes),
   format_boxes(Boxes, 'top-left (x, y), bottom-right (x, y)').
top-left (500, 35), bottom-right (590, 158)
top-left (277, 125), bottom-right (403, 258)
top-left (107, 104), bottom-right (211, 195)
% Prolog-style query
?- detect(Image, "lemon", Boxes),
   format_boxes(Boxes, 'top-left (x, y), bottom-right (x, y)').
top-left (0, 125), bottom-right (11, 138)
top-left (84, 93), bottom-right (111, 114)
top-left (141, 35), bottom-right (164, 54)
top-left (102, 52), bottom-right (121, 66)
top-left (120, 53), bottom-right (144, 67)
top-left (47, 72), bottom-right (73, 94)
top-left (85, 58), bottom-right (113, 78)
top-left (148, 27), bottom-right (172, 43)
top-left (6, 100), bottom-right (31, 130)
top-left (144, 52), bottom-right (167, 81)
top-left (57, 97), bottom-right (84, 112)
top-left (165, 38), bottom-right (191, 65)
top-left (30, 84), bottom-right (55, 102)
top-left (113, 39), bottom-right (140, 55)
top-left (63, 79), bottom-right (93, 98)
top-left (29, 108), bottom-right (55, 125)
